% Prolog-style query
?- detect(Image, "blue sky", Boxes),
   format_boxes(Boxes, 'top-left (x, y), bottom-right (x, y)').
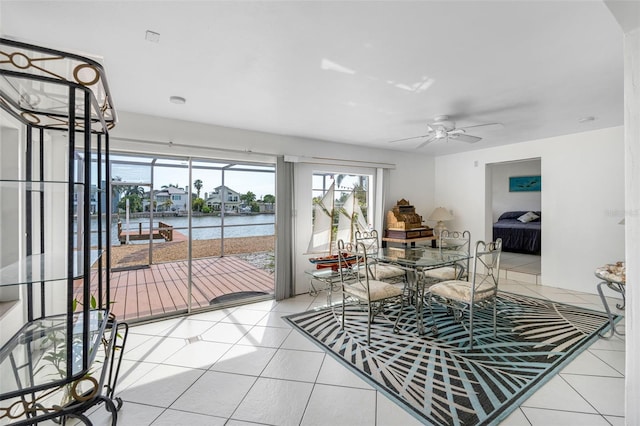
top-left (109, 155), bottom-right (275, 199)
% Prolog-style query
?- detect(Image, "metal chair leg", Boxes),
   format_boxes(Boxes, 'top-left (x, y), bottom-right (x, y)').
top-left (597, 280), bottom-right (624, 338)
top-left (367, 301), bottom-right (372, 345)
top-left (615, 283), bottom-right (626, 310)
top-left (427, 293), bottom-right (438, 334)
top-left (393, 295), bottom-right (405, 333)
top-left (468, 305), bottom-right (474, 350)
top-left (492, 301), bottom-right (497, 337)
top-left (342, 296), bottom-right (346, 330)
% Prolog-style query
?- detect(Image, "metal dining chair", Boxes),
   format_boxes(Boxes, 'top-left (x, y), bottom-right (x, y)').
top-left (337, 240), bottom-right (405, 344)
top-left (423, 230), bottom-right (471, 282)
top-left (352, 230), bottom-right (406, 284)
top-left (426, 238), bottom-right (502, 349)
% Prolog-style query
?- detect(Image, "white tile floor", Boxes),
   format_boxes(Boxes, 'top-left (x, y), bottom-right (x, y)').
top-left (77, 276), bottom-right (624, 426)
top-left (500, 252), bottom-right (542, 284)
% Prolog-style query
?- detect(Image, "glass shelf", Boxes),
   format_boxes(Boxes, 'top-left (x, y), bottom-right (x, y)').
top-left (0, 250), bottom-right (103, 287)
top-left (0, 179), bottom-right (86, 188)
top-left (0, 179), bottom-right (107, 200)
top-left (0, 309), bottom-right (108, 398)
top-left (0, 180), bottom-right (89, 207)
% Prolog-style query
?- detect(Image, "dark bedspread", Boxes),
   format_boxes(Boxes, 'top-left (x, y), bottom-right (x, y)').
top-left (493, 211), bottom-right (541, 254)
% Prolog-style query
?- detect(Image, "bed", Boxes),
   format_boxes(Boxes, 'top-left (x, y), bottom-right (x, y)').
top-left (492, 211), bottom-right (541, 254)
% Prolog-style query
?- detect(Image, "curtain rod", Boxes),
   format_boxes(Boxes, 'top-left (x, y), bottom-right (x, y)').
top-left (110, 136), bottom-right (276, 158)
top-left (284, 155), bottom-right (396, 169)
top-left (110, 137), bottom-right (396, 169)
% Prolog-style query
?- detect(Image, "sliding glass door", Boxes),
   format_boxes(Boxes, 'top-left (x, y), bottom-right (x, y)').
top-left (108, 154), bottom-right (276, 321)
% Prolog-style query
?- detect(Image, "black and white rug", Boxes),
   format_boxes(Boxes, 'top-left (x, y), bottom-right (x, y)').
top-left (284, 292), bottom-right (617, 425)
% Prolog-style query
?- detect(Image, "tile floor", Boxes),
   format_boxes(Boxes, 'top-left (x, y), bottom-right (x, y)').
top-left (500, 252), bottom-right (542, 284)
top-left (75, 275), bottom-right (624, 426)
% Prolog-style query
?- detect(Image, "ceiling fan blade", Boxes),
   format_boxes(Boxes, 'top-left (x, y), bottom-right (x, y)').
top-left (388, 134), bottom-right (430, 143)
top-left (459, 122), bottom-right (503, 131)
top-left (416, 135), bottom-right (438, 149)
top-left (454, 134), bottom-right (482, 143)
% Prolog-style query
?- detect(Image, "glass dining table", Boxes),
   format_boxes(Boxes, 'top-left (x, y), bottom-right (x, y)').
top-left (376, 245), bottom-right (472, 334)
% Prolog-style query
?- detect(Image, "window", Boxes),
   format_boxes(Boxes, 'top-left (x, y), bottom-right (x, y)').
top-left (310, 172), bottom-right (371, 251)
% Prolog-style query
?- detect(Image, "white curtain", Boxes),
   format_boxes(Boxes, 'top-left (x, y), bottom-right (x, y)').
top-left (374, 168), bottom-right (389, 234)
top-left (275, 156), bottom-right (294, 300)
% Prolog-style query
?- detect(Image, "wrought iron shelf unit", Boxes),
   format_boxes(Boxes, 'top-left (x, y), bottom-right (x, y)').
top-left (0, 37), bottom-right (127, 425)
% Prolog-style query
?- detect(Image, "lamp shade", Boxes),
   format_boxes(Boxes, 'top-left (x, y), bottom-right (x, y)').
top-left (428, 207), bottom-right (453, 222)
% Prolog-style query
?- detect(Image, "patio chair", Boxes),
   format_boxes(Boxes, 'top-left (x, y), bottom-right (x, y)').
top-left (353, 230), bottom-right (406, 284)
top-left (426, 238), bottom-right (502, 349)
top-left (423, 229), bottom-right (471, 282)
top-left (337, 240), bottom-right (405, 344)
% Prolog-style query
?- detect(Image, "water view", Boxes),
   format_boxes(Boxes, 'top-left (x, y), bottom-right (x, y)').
top-left (85, 214), bottom-right (275, 246)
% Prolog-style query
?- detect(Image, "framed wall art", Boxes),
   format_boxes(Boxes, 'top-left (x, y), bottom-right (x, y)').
top-left (509, 175), bottom-right (541, 192)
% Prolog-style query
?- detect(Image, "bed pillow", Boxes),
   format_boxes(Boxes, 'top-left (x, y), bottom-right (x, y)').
top-left (517, 211), bottom-right (540, 223)
top-left (498, 211), bottom-right (529, 221)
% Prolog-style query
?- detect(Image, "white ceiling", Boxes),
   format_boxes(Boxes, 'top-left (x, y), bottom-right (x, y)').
top-left (0, 1), bottom-right (625, 156)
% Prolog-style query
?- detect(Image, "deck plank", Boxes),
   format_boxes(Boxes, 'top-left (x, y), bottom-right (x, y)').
top-left (97, 255), bottom-right (274, 321)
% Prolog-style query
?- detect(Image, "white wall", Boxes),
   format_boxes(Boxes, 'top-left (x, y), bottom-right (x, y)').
top-left (490, 159), bottom-right (541, 222)
top-left (435, 126), bottom-right (624, 293)
top-left (0, 125), bottom-right (24, 345)
top-left (110, 111), bottom-right (436, 294)
top-left (0, 127), bottom-right (21, 276)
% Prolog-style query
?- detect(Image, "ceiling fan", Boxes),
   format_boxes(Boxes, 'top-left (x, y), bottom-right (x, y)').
top-left (389, 115), bottom-right (502, 149)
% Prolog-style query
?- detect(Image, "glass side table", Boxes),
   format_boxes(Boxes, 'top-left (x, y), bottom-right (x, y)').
top-left (595, 261), bottom-right (625, 338)
top-left (305, 268), bottom-right (342, 305)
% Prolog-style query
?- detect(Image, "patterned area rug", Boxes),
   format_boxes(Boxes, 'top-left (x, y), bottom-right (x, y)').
top-left (284, 292), bottom-right (617, 425)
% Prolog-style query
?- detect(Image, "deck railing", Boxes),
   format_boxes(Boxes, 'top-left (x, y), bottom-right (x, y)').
top-left (117, 221), bottom-right (174, 243)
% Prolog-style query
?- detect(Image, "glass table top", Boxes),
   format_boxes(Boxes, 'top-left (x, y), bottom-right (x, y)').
top-left (378, 246), bottom-right (469, 269)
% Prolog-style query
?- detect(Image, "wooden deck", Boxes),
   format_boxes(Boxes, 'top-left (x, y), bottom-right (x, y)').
top-left (81, 256), bottom-right (274, 321)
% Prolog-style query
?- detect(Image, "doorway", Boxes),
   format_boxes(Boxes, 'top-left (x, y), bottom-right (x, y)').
top-left (487, 158), bottom-right (541, 283)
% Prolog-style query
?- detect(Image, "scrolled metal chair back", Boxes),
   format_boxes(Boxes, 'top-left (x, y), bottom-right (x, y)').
top-left (439, 229), bottom-right (471, 253)
top-left (354, 229), bottom-right (380, 256)
top-left (471, 238), bottom-right (502, 296)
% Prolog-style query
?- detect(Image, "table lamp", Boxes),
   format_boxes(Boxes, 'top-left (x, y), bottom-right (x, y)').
top-left (428, 207), bottom-right (453, 238)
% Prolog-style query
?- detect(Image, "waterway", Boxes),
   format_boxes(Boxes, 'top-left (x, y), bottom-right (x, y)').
top-left (87, 214), bottom-right (275, 245)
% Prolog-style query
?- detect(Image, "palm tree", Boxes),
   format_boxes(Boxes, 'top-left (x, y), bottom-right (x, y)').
top-left (263, 194), bottom-right (275, 204)
top-left (125, 185), bottom-right (144, 197)
top-left (241, 191), bottom-right (256, 204)
top-left (193, 179), bottom-right (203, 198)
